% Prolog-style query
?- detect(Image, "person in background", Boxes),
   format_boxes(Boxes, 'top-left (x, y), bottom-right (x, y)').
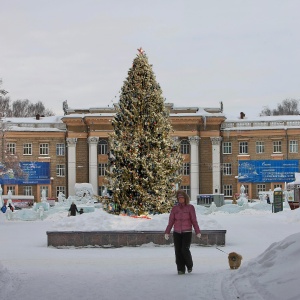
top-left (165, 189), bottom-right (201, 275)
top-left (69, 202), bottom-right (79, 216)
top-left (8, 203), bottom-right (14, 212)
top-left (266, 194), bottom-right (270, 204)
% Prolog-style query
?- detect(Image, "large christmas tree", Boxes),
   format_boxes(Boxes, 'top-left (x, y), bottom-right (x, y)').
top-left (105, 48), bottom-right (183, 215)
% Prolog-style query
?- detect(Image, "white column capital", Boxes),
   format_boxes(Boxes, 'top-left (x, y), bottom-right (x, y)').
top-left (210, 137), bottom-right (222, 145)
top-left (88, 136), bottom-right (99, 144)
top-left (66, 138), bottom-right (78, 146)
top-left (188, 136), bottom-right (200, 145)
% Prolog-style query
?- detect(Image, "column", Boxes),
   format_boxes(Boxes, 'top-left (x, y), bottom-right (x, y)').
top-left (189, 136), bottom-right (200, 202)
top-left (88, 136), bottom-right (99, 195)
top-left (172, 136), bottom-right (180, 191)
top-left (210, 137), bottom-right (222, 194)
top-left (67, 138), bottom-right (77, 197)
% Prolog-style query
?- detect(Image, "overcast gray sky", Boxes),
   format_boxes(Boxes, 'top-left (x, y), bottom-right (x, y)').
top-left (1, 0), bottom-right (300, 118)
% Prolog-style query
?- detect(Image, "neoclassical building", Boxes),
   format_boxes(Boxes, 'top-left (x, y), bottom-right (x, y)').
top-left (61, 103), bottom-right (225, 202)
top-left (1, 105), bottom-right (300, 203)
top-left (221, 115), bottom-right (300, 200)
top-left (0, 115), bottom-right (66, 201)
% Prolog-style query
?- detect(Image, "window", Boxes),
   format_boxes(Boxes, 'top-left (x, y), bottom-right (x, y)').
top-left (7, 143), bottom-right (16, 154)
top-left (256, 141), bottom-right (264, 154)
top-left (23, 186), bottom-right (33, 196)
top-left (98, 163), bottom-right (108, 176)
top-left (181, 163), bottom-right (190, 175)
top-left (274, 184), bottom-right (282, 189)
top-left (256, 184), bottom-right (266, 197)
top-left (289, 140), bottom-right (298, 153)
top-left (99, 186), bottom-right (106, 196)
top-left (98, 140), bottom-right (108, 155)
top-left (223, 185), bottom-right (232, 197)
top-left (39, 143), bottom-right (49, 155)
top-left (243, 185), bottom-right (249, 195)
top-left (239, 141), bottom-right (248, 154)
top-left (56, 143), bottom-right (65, 156)
top-left (23, 143), bottom-right (32, 155)
top-left (180, 140), bottom-right (190, 154)
top-left (40, 186), bottom-right (49, 197)
top-left (56, 186), bottom-right (66, 197)
top-left (180, 185), bottom-right (190, 197)
top-left (7, 186), bottom-right (16, 195)
top-left (223, 142), bottom-right (232, 154)
top-left (273, 141), bottom-right (282, 153)
top-left (223, 163), bottom-right (232, 175)
top-left (56, 164), bottom-right (65, 177)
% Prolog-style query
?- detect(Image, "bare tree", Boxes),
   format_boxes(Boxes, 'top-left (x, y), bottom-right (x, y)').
top-left (0, 98), bottom-right (54, 117)
top-left (1, 79), bottom-right (54, 117)
top-left (260, 99), bottom-right (300, 116)
top-left (0, 98), bottom-right (12, 117)
top-left (0, 79), bottom-right (8, 96)
top-left (27, 100), bottom-right (54, 117)
top-left (0, 80), bottom-right (12, 117)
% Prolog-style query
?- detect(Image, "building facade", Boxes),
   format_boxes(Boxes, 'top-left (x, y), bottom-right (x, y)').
top-left (61, 103), bottom-right (225, 202)
top-left (1, 106), bottom-right (300, 203)
top-left (221, 115), bottom-right (300, 200)
top-left (0, 116), bottom-right (66, 201)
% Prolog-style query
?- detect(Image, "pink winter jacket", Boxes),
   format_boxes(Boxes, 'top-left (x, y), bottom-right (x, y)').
top-left (165, 203), bottom-right (201, 234)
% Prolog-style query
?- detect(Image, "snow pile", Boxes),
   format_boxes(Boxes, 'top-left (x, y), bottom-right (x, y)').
top-left (227, 232), bottom-right (300, 299)
top-left (1, 202), bottom-right (300, 299)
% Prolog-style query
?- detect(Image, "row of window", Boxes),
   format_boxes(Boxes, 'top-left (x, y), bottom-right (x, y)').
top-left (7, 143), bottom-right (65, 156)
top-left (97, 185), bottom-right (191, 197)
top-left (9, 138), bottom-right (297, 158)
top-left (7, 185), bottom-right (66, 197)
top-left (100, 139), bottom-right (299, 157)
top-left (9, 182), bottom-right (281, 199)
top-left (97, 140), bottom-right (191, 155)
top-left (223, 140), bottom-right (299, 155)
top-left (223, 183), bottom-right (283, 197)
top-left (98, 163), bottom-right (191, 176)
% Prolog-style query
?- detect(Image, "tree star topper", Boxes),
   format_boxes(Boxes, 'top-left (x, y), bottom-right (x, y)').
top-left (137, 47), bottom-right (145, 55)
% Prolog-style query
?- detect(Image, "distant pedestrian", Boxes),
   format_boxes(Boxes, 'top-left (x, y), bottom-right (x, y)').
top-left (8, 203), bottom-right (14, 212)
top-left (69, 202), bottom-right (79, 216)
top-left (266, 195), bottom-right (270, 204)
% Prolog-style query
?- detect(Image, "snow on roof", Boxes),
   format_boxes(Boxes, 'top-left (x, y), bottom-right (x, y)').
top-left (225, 115), bottom-right (300, 122)
top-left (0, 116), bottom-right (65, 132)
top-left (2, 116), bottom-right (64, 123)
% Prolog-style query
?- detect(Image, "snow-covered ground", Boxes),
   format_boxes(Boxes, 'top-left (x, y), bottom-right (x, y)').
top-left (1, 200), bottom-right (300, 300)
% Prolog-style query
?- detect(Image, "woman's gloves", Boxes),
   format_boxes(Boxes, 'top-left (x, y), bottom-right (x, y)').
top-left (165, 233), bottom-right (201, 240)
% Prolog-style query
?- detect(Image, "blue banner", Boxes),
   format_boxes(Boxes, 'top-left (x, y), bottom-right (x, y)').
top-left (0, 162), bottom-right (50, 185)
top-left (238, 160), bottom-right (299, 183)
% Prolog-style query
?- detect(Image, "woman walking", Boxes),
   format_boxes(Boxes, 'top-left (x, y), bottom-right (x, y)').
top-left (165, 190), bottom-right (201, 275)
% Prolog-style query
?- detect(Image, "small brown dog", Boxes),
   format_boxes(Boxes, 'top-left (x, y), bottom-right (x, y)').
top-left (228, 252), bottom-right (243, 269)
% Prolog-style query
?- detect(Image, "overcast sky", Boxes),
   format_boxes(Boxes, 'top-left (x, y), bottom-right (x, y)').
top-left (1, 0), bottom-right (300, 118)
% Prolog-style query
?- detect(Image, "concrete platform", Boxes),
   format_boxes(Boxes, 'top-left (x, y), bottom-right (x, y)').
top-left (47, 230), bottom-right (226, 248)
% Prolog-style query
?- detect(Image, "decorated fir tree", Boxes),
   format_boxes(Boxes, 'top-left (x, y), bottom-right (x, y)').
top-left (105, 48), bottom-right (183, 215)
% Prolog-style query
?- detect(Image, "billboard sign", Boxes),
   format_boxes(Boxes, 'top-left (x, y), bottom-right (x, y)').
top-left (238, 160), bottom-right (299, 183)
top-left (0, 162), bottom-right (50, 185)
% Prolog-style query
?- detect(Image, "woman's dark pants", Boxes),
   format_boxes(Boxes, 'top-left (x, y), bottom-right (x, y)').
top-left (173, 232), bottom-right (193, 273)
